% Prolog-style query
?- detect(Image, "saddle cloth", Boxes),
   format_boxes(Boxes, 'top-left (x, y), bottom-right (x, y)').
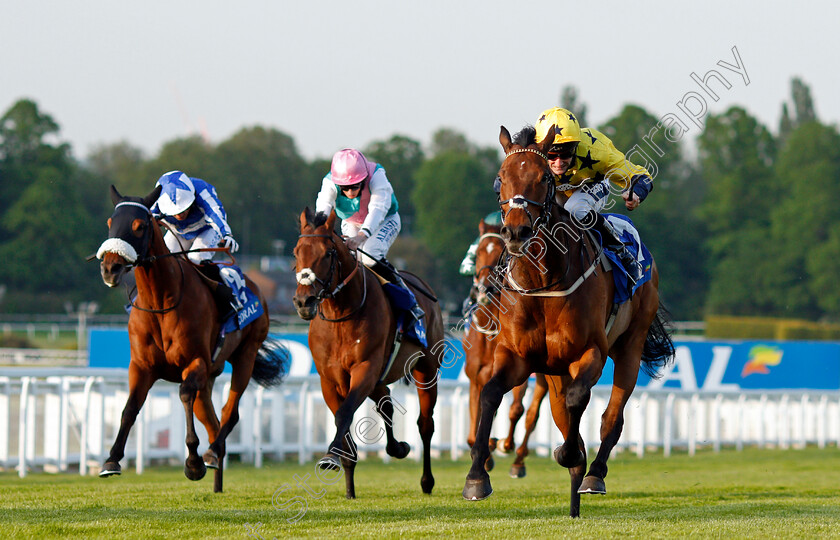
top-left (601, 214), bottom-right (652, 304)
top-left (379, 280), bottom-right (428, 347)
top-left (219, 264), bottom-right (264, 335)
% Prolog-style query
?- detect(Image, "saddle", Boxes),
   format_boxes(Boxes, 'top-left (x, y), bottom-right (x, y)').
top-left (365, 260), bottom-right (429, 348)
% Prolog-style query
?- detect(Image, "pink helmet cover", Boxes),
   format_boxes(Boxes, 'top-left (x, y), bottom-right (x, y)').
top-left (330, 148), bottom-right (371, 186)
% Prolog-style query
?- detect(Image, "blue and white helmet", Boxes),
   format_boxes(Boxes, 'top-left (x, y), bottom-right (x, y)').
top-left (156, 171), bottom-right (195, 215)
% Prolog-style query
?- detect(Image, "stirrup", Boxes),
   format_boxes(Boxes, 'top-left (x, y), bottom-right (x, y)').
top-left (410, 304), bottom-right (426, 322)
top-left (619, 253), bottom-right (643, 284)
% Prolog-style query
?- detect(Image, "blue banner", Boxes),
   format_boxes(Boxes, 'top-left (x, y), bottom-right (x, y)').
top-left (89, 329), bottom-right (840, 390)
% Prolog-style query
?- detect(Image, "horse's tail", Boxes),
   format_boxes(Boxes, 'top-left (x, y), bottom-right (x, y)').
top-left (251, 336), bottom-right (291, 388)
top-left (641, 302), bottom-right (676, 379)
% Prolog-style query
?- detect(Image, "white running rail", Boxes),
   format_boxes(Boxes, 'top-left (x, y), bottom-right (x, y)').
top-left (0, 368), bottom-right (838, 476)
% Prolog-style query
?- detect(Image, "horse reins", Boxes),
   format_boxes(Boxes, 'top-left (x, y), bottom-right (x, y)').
top-left (297, 233), bottom-right (368, 322)
top-left (495, 147), bottom-right (606, 297)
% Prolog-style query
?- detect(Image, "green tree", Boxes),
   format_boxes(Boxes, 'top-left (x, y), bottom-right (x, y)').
top-left (85, 141), bottom-right (148, 196)
top-left (0, 99), bottom-right (109, 312)
top-left (698, 106), bottom-right (778, 315)
top-left (429, 128), bottom-right (471, 156)
top-left (0, 99), bottom-right (68, 230)
top-left (143, 135), bottom-right (218, 186)
top-left (364, 135), bottom-right (424, 232)
top-left (413, 150), bottom-right (498, 304)
top-left (214, 126), bottom-right (311, 255)
top-left (599, 104), bottom-right (708, 319)
top-left (769, 121), bottom-right (840, 318)
top-left (779, 77), bottom-right (818, 142)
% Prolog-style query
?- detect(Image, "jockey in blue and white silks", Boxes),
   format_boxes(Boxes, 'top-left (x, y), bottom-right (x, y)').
top-left (151, 171), bottom-right (238, 264)
top-left (151, 170), bottom-right (241, 321)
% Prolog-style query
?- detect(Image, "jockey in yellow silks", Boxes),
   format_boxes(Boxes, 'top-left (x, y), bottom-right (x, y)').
top-left (531, 107), bottom-right (654, 283)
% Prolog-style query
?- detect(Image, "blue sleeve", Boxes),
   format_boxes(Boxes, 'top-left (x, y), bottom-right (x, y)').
top-left (631, 174), bottom-right (653, 202)
top-left (192, 179), bottom-right (232, 236)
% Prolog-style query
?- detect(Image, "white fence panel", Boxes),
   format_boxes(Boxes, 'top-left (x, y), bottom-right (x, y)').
top-left (1, 368), bottom-right (839, 476)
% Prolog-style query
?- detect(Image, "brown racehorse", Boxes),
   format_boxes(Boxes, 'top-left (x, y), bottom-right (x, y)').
top-left (462, 126), bottom-right (674, 517)
top-left (292, 208), bottom-right (444, 499)
top-left (462, 217), bottom-right (548, 478)
top-left (97, 185), bottom-right (287, 492)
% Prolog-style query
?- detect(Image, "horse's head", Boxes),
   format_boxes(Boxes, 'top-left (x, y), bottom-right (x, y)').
top-left (472, 219), bottom-right (505, 306)
top-left (497, 125), bottom-right (556, 255)
top-left (292, 208), bottom-right (341, 320)
top-left (97, 185), bottom-right (162, 287)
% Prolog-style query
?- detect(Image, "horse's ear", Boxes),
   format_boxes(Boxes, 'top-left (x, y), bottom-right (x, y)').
top-left (326, 210), bottom-right (337, 231)
top-left (142, 185), bottom-right (162, 210)
top-left (479, 220), bottom-right (487, 234)
top-left (539, 124), bottom-right (556, 154)
top-left (110, 185), bottom-right (123, 206)
top-left (499, 126), bottom-right (513, 153)
top-left (300, 207), bottom-right (311, 231)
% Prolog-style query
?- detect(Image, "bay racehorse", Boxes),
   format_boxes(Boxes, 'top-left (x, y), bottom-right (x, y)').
top-left (462, 126), bottom-right (674, 517)
top-left (97, 185), bottom-right (287, 492)
top-left (463, 216), bottom-right (548, 478)
top-left (292, 208), bottom-right (444, 498)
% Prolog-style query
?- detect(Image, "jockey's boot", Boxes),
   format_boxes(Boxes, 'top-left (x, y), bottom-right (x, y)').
top-left (591, 212), bottom-right (644, 284)
top-left (197, 261), bottom-right (240, 322)
top-left (375, 259), bottom-right (426, 322)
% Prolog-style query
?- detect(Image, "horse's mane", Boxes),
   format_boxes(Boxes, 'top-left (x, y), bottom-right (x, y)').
top-left (513, 125), bottom-right (537, 147)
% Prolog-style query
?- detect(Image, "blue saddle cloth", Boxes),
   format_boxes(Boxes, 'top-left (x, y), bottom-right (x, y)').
top-left (219, 265), bottom-right (264, 335)
top-left (382, 282), bottom-right (427, 347)
top-left (599, 214), bottom-right (653, 305)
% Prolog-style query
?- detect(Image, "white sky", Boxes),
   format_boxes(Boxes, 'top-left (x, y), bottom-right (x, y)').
top-left (2, 1), bottom-right (838, 161)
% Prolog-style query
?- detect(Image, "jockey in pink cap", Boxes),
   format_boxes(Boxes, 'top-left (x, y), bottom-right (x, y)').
top-left (314, 148), bottom-right (424, 322)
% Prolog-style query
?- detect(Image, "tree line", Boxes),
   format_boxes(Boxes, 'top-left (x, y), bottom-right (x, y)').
top-left (0, 79), bottom-right (836, 322)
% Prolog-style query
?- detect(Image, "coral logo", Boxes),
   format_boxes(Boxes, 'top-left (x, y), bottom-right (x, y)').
top-left (741, 345), bottom-right (783, 377)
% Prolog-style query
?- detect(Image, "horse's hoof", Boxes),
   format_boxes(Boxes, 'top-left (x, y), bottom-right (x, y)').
top-left (462, 477), bottom-right (493, 501)
top-left (421, 474), bottom-right (435, 495)
top-left (317, 454), bottom-right (342, 471)
top-left (553, 444), bottom-right (585, 469)
top-left (387, 441), bottom-right (410, 459)
top-left (99, 462), bottom-right (121, 477)
top-left (509, 464), bottom-right (526, 478)
top-left (203, 450), bottom-right (219, 469)
top-left (578, 475), bottom-right (606, 495)
top-left (184, 457), bottom-right (207, 481)
top-left (484, 454), bottom-right (495, 472)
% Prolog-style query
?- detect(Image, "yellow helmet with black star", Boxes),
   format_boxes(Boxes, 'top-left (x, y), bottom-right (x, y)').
top-left (535, 107), bottom-right (582, 145)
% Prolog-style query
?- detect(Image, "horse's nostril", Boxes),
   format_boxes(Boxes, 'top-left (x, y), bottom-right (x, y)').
top-left (521, 227), bottom-right (533, 240)
top-left (500, 226), bottom-right (511, 239)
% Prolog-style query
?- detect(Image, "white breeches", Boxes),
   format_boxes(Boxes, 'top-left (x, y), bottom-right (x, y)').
top-left (561, 178), bottom-right (611, 221)
top-left (342, 213), bottom-right (401, 266)
top-left (163, 228), bottom-right (222, 264)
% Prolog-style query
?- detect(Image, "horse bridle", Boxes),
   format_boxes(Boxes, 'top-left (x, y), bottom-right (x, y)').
top-left (496, 148), bottom-right (590, 294)
top-left (110, 201), bottom-right (185, 314)
top-left (296, 232), bottom-right (367, 322)
top-left (497, 148), bottom-right (557, 233)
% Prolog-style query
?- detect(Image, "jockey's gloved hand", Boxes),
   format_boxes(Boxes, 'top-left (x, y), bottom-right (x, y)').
top-left (222, 235), bottom-right (239, 253)
top-left (346, 231), bottom-right (368, 251)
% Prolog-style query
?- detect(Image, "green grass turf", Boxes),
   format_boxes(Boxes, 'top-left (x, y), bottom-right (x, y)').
top-left (1, 446), bottom-right (839, 539)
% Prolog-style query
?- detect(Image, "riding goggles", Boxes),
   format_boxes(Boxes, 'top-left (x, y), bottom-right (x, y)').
top-left (340, 181), bottom-right (365, 193)
top-left (547, 144), bottom-right (577, 160)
